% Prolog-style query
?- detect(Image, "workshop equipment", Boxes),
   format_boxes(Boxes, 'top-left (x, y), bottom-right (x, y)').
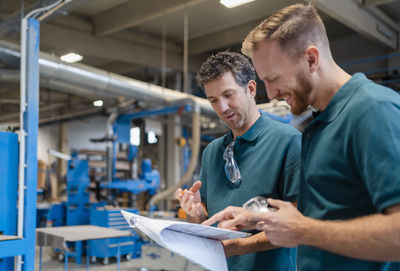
top-left (36, 225), bottom-right (131, 271)
top-left (89, 208), bottom-right (142, 264)
top-left (0, 132), bottom-right (19, 270)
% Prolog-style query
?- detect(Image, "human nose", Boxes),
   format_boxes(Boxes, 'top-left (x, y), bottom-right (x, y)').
top-left (264, 81), bottom-right (278, 100)
top-left (218, 98), bottom-right (230, 113)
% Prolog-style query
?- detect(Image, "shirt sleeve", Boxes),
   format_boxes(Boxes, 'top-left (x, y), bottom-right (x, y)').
top-left (353, 99), bottom-right (400, 212)
top-left (279, 132), bottom-right (302, 202)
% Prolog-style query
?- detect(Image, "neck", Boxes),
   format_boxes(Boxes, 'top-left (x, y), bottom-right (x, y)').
top-left (232, 109), bottom-right (260, 139)
top-left (312, 61), bottom-right (351, 111)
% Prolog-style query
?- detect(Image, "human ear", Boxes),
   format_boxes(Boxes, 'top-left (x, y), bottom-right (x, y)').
top-left (305, 46), bottom-right (319, 73)
top-left (247, 80), bottom-right (257, 97)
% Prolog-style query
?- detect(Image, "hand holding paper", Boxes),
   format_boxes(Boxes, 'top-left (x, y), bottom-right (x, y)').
top-left (121, 210), bottom-right (247, 271)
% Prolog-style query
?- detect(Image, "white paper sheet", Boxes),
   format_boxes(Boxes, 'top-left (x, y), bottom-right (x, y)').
top-left (121, 210), bottom-right (248, 271)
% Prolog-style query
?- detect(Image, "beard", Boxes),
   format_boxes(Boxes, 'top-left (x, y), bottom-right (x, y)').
top-left (223, 110), bottom-right (245, 130)
top-left (290, 71), bottom-right (312, 115)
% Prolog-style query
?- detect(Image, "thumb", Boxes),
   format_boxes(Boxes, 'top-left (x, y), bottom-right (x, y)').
top-left (190, 180), bottom-right (202, 193)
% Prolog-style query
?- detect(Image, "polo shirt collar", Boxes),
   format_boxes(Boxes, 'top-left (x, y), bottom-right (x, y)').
top-left (223, 114), bottom-right (271, 146)
top-left (314, 73), bottom-right (369, 123)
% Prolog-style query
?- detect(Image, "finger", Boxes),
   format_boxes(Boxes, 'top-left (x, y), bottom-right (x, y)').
top-left (267, 198), bottom-right (287, 209)
top-left (219, 212), bottom-right (252, 229)
top-left (229, 226), bottom-right (241, 231)
top-left (181, 188), bottom-right (188, 196)
top-left (181, 189), bottom-right (189, 202)
top-left (190, 181), bottom-right (202, 193)
top-left (202, 210), bottom-right (229, 226)
top-left (175, 188), bottom-right (182, 199)
top-left (219, 219), bottom-right (239, 229)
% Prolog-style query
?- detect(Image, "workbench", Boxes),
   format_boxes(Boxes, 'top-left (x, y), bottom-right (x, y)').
top-left (36, 225), bottom-right (131, 271)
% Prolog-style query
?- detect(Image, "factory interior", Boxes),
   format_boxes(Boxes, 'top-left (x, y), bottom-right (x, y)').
top-left (0, 0), bottom-right (399, 270)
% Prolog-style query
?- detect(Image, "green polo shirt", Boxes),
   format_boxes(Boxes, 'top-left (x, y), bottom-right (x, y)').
top-left (200, 114), bottom-right (301, 271)
top-left (298, 73), bottom-right (400, 270)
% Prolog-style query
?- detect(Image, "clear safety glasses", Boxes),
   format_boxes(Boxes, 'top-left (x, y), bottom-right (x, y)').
top-left (223, 141), bottom-right (241, 184)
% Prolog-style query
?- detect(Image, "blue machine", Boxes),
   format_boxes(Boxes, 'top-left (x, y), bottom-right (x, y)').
top-left (46, 203), bottom-right (65, 227)
top-left (89, 208), bottom-right (142, 264)
top-left (101, 159), bottom-right (160, 196)
top-left (66, 156), bottom-right (91, 226)
top-left (46, 156), bottom-right (91, 227)
top-left (44, 156), bottom-right (94, 264)
top-left (0, 132), bottom-right (19, 270)
top-left (99, 106), bottom-right (187, 196)
top-left (45, 146), bottom-right (160, 264)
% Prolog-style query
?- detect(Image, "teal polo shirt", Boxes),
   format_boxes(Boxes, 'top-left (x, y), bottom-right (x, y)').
top-left (298, 73), bottom-right (400, 270)
top-left (200, 114), bottom-right (301, 271)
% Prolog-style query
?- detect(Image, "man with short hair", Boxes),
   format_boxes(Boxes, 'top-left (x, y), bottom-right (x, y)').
top-left (175, 51), bottom-right (301, 270)
top-left (204, 3), bottom-right (400, 270)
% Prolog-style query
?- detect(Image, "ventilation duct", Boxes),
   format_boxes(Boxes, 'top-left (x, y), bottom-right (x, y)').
top-left (0, 40), bottom-right (214, 115)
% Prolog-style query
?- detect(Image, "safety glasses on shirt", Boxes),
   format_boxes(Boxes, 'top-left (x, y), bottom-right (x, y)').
top-left (223, 141), bottom-right (241, 184)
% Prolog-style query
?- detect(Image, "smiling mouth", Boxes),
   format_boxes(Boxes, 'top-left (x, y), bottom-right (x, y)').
top-left (225, 113), bottom-right (235, 120)
top-left (281, 95), bottom-right (291, 105)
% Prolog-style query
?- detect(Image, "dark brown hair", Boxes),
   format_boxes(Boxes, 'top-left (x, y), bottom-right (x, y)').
top-left (197, 51), bottom-right (255, 89)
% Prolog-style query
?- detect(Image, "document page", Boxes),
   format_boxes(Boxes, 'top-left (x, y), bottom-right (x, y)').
top-left (121, 210), bottom-right (248, 271)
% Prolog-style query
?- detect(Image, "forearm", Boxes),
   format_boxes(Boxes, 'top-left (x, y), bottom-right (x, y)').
top-left (223, 232), bottom-right (277, 257)
top-left (300, 209), bottom-right (400, 261)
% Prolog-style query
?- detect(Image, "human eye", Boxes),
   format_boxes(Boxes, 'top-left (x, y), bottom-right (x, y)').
top-left (224, 90), bottom-right (234, 98)
top-left (267, 77), bottom-right (278, 83)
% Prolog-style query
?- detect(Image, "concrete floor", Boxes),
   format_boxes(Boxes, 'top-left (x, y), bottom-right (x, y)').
top-left (35, 246), bottom-right (143, 271)
top-left (34, 245), bottom-right (205, 271)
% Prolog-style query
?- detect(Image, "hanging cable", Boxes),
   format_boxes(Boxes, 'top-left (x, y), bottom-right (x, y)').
top-left (183, 11), bottom-right (189, 92)
top-left (162, 22), bottom-right (167, 89)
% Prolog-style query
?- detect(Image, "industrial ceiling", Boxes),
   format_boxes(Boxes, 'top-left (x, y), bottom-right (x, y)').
top-left (0, 0), bottom-right (399, 127)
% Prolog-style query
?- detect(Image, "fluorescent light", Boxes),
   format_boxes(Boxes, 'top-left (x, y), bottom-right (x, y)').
top-left (130, 127), bottom-right (140, 146)
top-left (147, 131), bottom-right (158, 144)
top-left (220, 0), bottom-right (255, 8)
top-left (60, 53), bottom-right (83, 63)
top-left (93, 100), bottom-right (103, 107)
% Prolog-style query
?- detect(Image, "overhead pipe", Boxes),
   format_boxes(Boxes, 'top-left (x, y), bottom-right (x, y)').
top-left (0, 40), bottom-right (215, 116)
top-left (0, 70), bottom-right (115, 99)
top-left (0, 41), bottom-right (287, 117)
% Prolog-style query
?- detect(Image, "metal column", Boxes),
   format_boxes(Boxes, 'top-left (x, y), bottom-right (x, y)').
top-left (20, 17), bottom-right (40, 271)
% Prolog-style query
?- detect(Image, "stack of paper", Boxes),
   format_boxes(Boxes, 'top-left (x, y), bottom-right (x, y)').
top-left (121, 210), bottom-right (248, 271)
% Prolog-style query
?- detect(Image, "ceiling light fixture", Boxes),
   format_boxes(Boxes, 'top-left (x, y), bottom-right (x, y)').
top-left (93, 100), bottom-right (103, 107)
top-left (60, 53), bottom-right (83, 63)
top-left (220, 0), bottom-right (256, 8)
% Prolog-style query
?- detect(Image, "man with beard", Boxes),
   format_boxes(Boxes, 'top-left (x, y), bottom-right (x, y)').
top-left (203, 3), bottom-right (400, 271)
top-left (175, 51), bottom-right (301, 271)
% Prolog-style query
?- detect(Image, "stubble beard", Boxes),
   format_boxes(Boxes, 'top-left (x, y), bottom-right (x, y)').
top-left (290, 71), bottom-right (313, 115)
top-left (224, 111), bottom-right (245, 131)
